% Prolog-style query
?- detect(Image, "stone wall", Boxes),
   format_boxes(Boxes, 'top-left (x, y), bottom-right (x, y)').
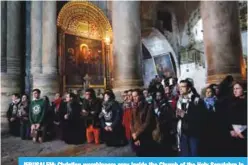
top-left (177, 3), bottom-right (247, 92)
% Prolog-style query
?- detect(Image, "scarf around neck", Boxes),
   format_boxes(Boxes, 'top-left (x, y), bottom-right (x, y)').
top-left (102, 99), bottom-right (115, 112)
top-left (204, 97), bottom-right (216, 111)
top-left (53, 98), bottom-right (62, 111)
top-left (145, 96), bottom-right (153, 104)
top-left (177, 92), bottom-right (199, 112)
top-left (123, 101), bottom-right (132, 109)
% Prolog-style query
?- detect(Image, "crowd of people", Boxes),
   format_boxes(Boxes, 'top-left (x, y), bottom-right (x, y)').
top-left (6, 75), bottom-right (247, 157)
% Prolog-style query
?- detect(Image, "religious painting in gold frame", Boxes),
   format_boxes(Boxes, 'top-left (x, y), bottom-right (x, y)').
top-left (64, 33), bottom-right (106, 88)
top-left (153, 53), bottom-right (176, 78)
top-left (57, 1), bottom-right (113, 92)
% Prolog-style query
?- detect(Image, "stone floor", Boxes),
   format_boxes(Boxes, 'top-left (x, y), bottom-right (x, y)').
top-left (1, 134), bottom-right (135, 165)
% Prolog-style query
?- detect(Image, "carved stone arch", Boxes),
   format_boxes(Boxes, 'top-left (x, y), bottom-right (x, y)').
top-left (57, 1), bottom-right (112, 40)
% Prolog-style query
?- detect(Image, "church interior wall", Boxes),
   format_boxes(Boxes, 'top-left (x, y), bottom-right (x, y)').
top-left (1, 1), bottom-right (247, 103)
top-left (143, 1), bottom-right (247, 94)
top-left (1, 1), bottom-right (246, 135)
top-left (177, 3), bottom-right (247, 94)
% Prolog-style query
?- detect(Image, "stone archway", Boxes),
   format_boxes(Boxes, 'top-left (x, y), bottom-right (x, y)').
top-left (57, 1), bottom-right (113, 92)
top-left (142, 28), bottom-right (180, 86)
top-left (57, 1), bottom-right (112, 40)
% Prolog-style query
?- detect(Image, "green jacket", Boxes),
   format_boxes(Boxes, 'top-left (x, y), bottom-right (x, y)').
top-left (29, 99), bottom-right (46, 124)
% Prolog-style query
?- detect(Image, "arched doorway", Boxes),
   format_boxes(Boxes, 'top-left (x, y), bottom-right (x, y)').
top-left (141, 28), bottom-right (180, 87)
top-left (57, 1), bottom-right (113, 93)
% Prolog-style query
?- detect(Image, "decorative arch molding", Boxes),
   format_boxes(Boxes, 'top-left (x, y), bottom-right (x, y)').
top-left (57, 1), bottom-right (112, 40)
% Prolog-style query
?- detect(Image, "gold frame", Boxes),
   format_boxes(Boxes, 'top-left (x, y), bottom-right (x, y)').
top-left (153, 53), bottom-right (176, 77)
top-left (57, 1), bottom-right (112, 40)
top-left (89, 78), bottom-right (107, 88)
top-left (57, 1), bottom-right (113, 92)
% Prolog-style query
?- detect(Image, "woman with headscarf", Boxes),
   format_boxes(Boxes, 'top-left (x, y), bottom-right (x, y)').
top-left (99, 90), bottom-right (126, 146)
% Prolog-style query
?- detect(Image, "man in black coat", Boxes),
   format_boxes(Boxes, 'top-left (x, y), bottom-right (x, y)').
top-left (176, 80), bottom-right (207, 156)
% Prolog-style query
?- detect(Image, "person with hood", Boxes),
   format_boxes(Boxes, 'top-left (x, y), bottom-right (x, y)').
top-left (7, 93), bottom-right (21, 136)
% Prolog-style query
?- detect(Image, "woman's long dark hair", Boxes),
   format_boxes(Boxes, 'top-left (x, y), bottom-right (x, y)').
top-left (43, 96), bottom-right (50, 104)
top-left (104, 90), bottom-right (116, 101)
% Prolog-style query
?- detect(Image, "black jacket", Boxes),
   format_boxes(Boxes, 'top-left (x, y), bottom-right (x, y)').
top-left (7, 100), bottom-right (21, 121)
top-left (179, 95), bottom-right (207, 137)
top-left (154, 99), bottom-right (175, 133)
top-left (81, 98), bottom-right (102, 127)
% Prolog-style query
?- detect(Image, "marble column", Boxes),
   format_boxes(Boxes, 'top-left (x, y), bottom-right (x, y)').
top-left (112, 1), bottom-right (143, 96)
top-left (40, 1), bottom-right (59, 99)
top-left (201, 1), bottom-right (245, 84)
top-left (1, 1), bottom-right (22, 133)
top-left (30, 1), bottom-right (43, 99)
top-left (1, 1), bottom-right (7, 73)
top-left (31, 1), bottom-right (42, 75)
top-left (25, 1), bottom-right (31, 94)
